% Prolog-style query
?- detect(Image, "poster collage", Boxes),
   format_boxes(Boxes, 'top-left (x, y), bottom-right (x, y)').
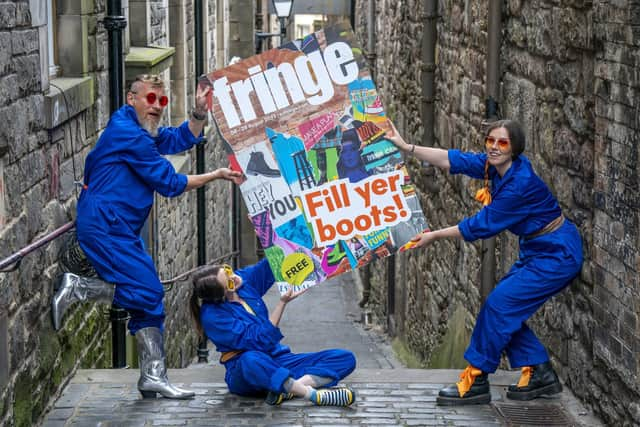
top-left (204, 22), bottom-right (429, 294)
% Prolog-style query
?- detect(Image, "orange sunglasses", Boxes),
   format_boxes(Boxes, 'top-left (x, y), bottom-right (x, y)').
top-left (484, 136), bottom-right (511, 152)
top-left (222, 264), bottom-right (235, 291)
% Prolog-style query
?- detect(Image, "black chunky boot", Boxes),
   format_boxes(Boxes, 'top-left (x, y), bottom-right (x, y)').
top-left (245, 151), bottom-right (281, 177)
top-left (437, 366), bottom-right (491, 405)
top-left (507, 361), bottom-right (562, 401)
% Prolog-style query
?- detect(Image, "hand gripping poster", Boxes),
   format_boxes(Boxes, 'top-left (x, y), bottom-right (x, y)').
top-left (203, 22), bottom-right (429, 294)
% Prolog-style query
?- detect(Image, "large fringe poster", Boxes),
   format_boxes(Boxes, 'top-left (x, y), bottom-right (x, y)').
top-left (202, 22), bottom-right (429, 294)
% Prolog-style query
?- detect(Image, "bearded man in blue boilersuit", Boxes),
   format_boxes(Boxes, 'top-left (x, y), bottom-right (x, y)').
top-left (52, 74), bottom-right (242, 399)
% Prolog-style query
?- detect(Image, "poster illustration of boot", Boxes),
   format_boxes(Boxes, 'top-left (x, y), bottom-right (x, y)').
top-left (204, 22), bottom-right (429, 294)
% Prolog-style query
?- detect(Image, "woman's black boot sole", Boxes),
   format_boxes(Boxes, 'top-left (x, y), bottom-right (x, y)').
top-left (436, 393), bottom-right (491, 406)
top-left (506, 381), bottom-right (562, 401)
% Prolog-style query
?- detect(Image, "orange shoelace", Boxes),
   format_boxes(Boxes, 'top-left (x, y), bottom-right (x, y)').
top-left (456, 365), bottom-right (483, 397)
top-left (517, 366), bottom-right (533, 387)
top-left (474, 160), bottom-right (492, 206)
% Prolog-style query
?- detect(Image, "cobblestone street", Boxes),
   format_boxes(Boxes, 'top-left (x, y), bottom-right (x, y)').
top-left (42, 369), bottom-right (508, 426)
top-left (41, 274), bottom-right (600, 427)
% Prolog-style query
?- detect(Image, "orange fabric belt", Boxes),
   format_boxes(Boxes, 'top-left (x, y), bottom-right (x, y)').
top-left (220, 350), bottom-right (243, 363)
top-left (525, 214), bottom-right (565, 240)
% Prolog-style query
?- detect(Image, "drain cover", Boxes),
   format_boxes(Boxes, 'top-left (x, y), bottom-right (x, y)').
top-left (493, 402), bottom-right (576, 426)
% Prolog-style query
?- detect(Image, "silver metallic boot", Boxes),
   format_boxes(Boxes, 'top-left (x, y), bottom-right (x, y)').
top-left (51, 273), bottom-right (115, 330)
top-left (136, 327), bottom-right (195, 399)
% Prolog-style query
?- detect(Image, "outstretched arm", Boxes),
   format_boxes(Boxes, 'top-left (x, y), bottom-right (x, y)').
top-left (269, 287), bottom-right (308, 326)
top-left (386, 120), bottom-right (451, 170)
top-left (401, 225), bottom-right (463, 251)
top-left (185, 167), bottom-right (243, 191)
top-left (187, 85), bottom-right (210, 137)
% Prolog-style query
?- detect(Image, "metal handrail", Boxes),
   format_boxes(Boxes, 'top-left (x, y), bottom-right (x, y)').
top-left (161, 250), bottom-right (239, 290)
top-left (0, 218), bottom-right (237, 370)
top-left (0, 221), bottom-right (76, 272)
top-left (0, 220), bottom-right (239, 289)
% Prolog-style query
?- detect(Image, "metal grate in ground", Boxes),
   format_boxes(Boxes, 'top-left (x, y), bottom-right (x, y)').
top-left (493, 402), bottom-right (578, 426)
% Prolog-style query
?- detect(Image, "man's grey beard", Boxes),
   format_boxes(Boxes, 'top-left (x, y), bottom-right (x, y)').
top-left (140, 117), bottom-right (159, 137)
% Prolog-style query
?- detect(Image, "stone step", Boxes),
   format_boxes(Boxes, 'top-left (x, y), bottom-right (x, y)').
top-left (70, 367), bottom-right (521, 386)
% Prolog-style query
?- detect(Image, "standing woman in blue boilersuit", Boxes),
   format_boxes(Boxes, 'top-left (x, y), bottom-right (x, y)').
top-left (51, 74), bottom-right (242, 399)
top-left (190, 258), bottom-right (357, 407)
top-left (388, 119), bottom-right (583, 405)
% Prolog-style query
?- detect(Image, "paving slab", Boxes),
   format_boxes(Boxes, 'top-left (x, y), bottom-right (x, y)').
top-left (41, 272), bottom-right (602, 426)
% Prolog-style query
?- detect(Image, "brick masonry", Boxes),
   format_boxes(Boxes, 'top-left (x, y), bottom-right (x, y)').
top-left (354, 0), bottom-right (639, 425)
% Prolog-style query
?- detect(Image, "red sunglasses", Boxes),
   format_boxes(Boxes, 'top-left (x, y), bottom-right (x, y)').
top-left (484, 136), bottom-right (510, 152)
top-left (133, 91), bottom-right (169, 107)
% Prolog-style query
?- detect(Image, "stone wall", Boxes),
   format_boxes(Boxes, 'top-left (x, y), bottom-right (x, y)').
top-left (0, 1), bottom-right (244, 425)
top-left (161, 0), bottom-right (251, 369)
top-left (355, 0), bottom-right (639, 424)
top-left (0, 2), bottom-right (112, 426)
top-left (150, 0), bottom-right (169, 45)
top-left (354, 0), bottom-right (483, 366)
top-left (588, 2), bottom-right (640, 423)
top-left (159, 136), bottom-right (236, 368)
top-left (229, 0), bottom-right (256, 60)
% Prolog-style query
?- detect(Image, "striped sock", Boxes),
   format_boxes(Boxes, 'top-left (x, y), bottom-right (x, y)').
top-left (309, 387), bottom-right (356, 407)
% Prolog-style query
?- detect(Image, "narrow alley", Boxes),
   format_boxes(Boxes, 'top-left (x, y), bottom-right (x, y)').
top-left (41, 273), bottom-right (599, 427)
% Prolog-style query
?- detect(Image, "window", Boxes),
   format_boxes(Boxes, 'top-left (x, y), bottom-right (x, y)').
top-left (296, 24), bottom-right (311, 40)
top-left (38, 0), bottom-right (95, 129)
top-left (47, 0), bottom-right (60, 78)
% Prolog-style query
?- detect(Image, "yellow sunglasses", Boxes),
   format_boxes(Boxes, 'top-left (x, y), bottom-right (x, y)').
top-left (222, 264), bottom-right (235, 291)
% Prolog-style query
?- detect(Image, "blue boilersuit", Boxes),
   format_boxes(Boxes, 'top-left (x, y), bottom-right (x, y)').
top-left (76, 105), bottom-right (199, 334)
top-left (448, 151), bottom-right (583, 373)
top-left (201, 259), bottom-right (356, 396)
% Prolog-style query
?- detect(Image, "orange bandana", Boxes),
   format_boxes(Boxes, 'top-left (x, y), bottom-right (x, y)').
top-left (474, 160), bottom-right (492, 206)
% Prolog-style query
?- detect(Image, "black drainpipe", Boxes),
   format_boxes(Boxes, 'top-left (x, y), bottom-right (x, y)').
top-left (481, 0), bottom-right (502, 303)
top-left (194, 0), bottom-right (209, 363)
top-left (232, 188), bottom-right (241, 270)
top-left (104, 0), bottom-right (128, 369)
top-left (359, 0), bottom-right (376, 309)
top-left (367, 0), bottom-right (396, 336)
top-left (420, 1), bottom-right (440, 197)
top-left (422, 0), bottom-right (437, 147)
top-left (105, 0), bottom-right (126, 113)
top-left (350, 0), bottom-right (356, 29)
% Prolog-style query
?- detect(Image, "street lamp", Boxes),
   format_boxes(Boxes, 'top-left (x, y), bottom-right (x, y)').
top-left (272, 0), bottom-right (294, 41)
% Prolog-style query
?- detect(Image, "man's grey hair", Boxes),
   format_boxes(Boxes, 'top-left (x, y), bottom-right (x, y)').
top-left (130, 74), bottom-right (165, 92)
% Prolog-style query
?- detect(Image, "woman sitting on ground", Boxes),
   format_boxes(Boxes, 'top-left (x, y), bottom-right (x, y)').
top-left (190, 258), bottom-right (357, 407)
